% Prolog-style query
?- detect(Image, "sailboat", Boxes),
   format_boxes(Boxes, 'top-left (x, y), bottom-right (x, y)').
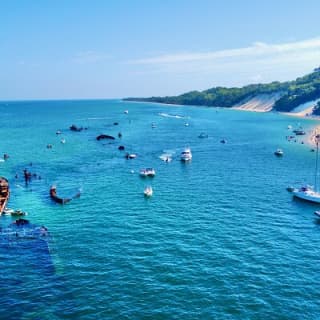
top-left (291, 136), bottom-right (320, 203)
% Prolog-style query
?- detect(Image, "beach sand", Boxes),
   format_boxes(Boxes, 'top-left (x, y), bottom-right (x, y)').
top-left (230, 93), bottom-right (320, 147)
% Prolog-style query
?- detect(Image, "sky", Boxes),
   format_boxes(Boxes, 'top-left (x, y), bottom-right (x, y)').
top-left (1, 0), bottom-right (320, 100)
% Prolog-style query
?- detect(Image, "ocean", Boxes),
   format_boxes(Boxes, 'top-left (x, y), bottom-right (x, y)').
top-left (0, 99), bottom-right (320, 319)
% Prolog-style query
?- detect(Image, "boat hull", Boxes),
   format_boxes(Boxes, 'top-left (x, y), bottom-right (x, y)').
top-left (293, 190), bottom-right (320, 203)
top-left (0, 177), bottom-right (9, 214)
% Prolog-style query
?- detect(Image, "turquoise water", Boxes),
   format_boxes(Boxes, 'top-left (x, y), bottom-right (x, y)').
top-left (1, 100), bottom-right (320, 319)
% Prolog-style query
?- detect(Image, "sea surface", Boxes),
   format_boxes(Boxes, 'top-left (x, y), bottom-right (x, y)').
top-left (0, 99), bottom-right (320, 319)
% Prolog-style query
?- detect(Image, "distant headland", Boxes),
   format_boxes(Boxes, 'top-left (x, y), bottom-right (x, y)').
top-left (124, 67), bottom-right (320, 116)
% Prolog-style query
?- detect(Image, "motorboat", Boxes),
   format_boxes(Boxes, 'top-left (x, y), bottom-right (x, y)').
top-left (125, 153), bottom-right (137, 159)
top-left (60, 138), bottom-right (66, 144)
top-left (124, 110), bottom-right (129, 114)
top-left (3, 208), bottom-right (27, 216)
top-left (144, 186), bottom-right (153, 197)
top-left (180, 148), bottom-right (192, 161)
top-left (274, 149), bottom-right (284, 156)
top-left (198, 133), bottom-right (208, 138)
top-left (140, 168), bottom-right (156, 177)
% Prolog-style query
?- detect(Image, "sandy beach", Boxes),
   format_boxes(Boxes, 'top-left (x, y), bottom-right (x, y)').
top-left (230, 92), bottom-right (320, 147)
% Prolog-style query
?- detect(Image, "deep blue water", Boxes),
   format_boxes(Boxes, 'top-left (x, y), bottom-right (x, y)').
top-left (0, 99), bottom-right (320, 319)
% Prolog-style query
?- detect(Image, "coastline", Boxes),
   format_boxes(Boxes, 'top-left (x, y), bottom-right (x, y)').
top-left (126, 98), bottom-right (320, 146)
top-left (280, 106), bottom-right (320, 147)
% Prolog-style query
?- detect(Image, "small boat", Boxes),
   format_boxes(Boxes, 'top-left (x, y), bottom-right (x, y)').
top-left (184, 123), bottom-right (189, 127)
top-left (96, 134), bottom-right (115, 141)
top-left (140, 168), bottom-right (156, 177)
top-left (56, 130), bottom-right (62, 135)
top-left (274, 149), bottom-right (284, 156)
top-left (125, 153), bottom-right (137, 159)
top-left (70, 124), bottom-right (83, 132)
top-left (180, 148), bottom-right (192, 161)
top-left (124, 110), bottom-right (129, 114)
top-left (60, 138), bottom-right (66, 144)
top-left (293, 129), bottom-right (306, 135)
top-left (3, 208), bottom-right (27, 216)
top-left (198, 133), bottom-right (208, 138)
top-left (0, 177), bottom-right (10, 214)
top-left (50, 185), bottom-right (80, 205)
top-left (314, 211), bottom-right (320, 218)
top-left (144, 186), bottom-right (153, 197)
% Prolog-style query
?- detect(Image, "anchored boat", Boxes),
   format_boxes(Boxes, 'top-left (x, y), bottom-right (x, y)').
top-left (180, 148), bottom-right (192, 161)
top-left (0, 177), bottom-right (9, 214)
top-left (144, 186), bottom-right (153, 197)
top-left (291, 137), bottom-right (320, 203)
top-left (140, 168), bottom-right (156, 177)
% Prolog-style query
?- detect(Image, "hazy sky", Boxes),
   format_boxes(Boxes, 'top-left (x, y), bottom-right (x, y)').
top-left (2, 0), bottom-right (320, 100)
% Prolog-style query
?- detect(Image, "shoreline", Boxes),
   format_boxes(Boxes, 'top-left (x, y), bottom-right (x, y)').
top-left (126, 99), bottom-right (320, 146)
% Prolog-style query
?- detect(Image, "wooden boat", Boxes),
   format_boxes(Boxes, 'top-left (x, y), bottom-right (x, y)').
top-left (50, 185), bottom-right (80, 205)
top-left (0, 177), bottom-right (9, 214)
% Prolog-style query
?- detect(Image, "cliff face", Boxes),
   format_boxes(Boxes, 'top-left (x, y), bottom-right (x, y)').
top-left (124, 67), bottom-right (320, 115)
top-left (232, 92), bottom-right (284, 112)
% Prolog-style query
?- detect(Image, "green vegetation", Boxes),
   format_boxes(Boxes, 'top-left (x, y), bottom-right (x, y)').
top-left (125, 67), bottom-right (320, 113)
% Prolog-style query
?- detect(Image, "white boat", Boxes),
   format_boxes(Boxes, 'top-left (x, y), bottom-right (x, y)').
top-left (125, 153), bottom-right (137, 159)
top-left (292, 186), bottom-right (320, 203)
top-left (291, 138), bottom-right (320, 203)
top-left (274, 148), bottom-right (284, 156)
top-left (3, 208), bottom-right (28, 216)
top-left (124, 110), bottom-right (129, 114)
top-left (180, 148), bottom-right (192, 161)
top-left (144, 186), bottom-right (153, 197)
top-left (61, 138), bottom-right (66, 144)
top-left (140, 168), bottom-right (156, 177)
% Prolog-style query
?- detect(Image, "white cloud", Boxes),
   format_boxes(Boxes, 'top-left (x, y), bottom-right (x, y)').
top-left (130, 38), bottom-right (320, 66)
